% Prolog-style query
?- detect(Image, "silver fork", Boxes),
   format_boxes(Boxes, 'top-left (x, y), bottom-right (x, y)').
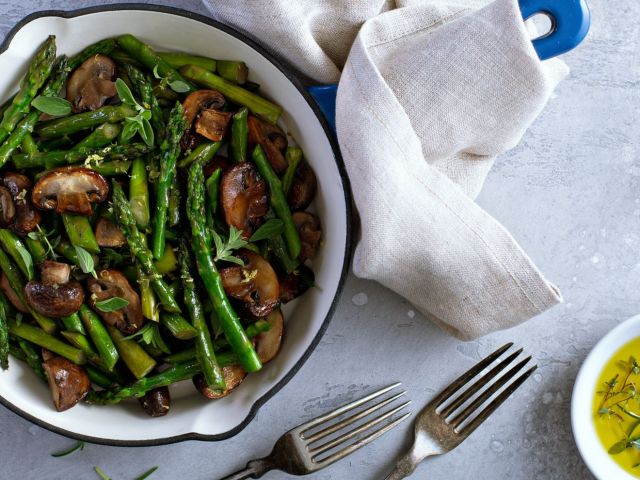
top-left (384, 342), bottom-right (537, 479)
top-left (219, 383), bottom-right (411, 479)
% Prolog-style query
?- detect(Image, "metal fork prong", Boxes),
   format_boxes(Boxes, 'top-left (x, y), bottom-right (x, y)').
top-left (303, 391), bottom-right (407, 443)
top-left (314, 412), bottom-right (412, 468)
top-left (309, 401), bottom-right (411, 456)
top-left (450, 356), bottom-right (532, 429)
top-left (431, 343), bottom-right (514, 409)
top-left (439, 348), bottom-right (523, 418)
top-left (460, 365), bottom-right (537, 437)
top-left (299, 383), bottom-right (402, 433)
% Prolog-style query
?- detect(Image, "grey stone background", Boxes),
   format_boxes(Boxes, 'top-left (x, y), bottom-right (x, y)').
top-left (0, 1), bottom-right (630, 478)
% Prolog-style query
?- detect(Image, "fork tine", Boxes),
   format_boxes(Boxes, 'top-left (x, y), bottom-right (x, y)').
top-left (459, 366), bottom-right (537, 437)
top-left (304, 391), bottom-right (407, 443)
top-left (300, 383), bottom-right (402, 433)
top-left (450, 357), bottom-right (532, 429)
top-left (430, 343), bottom-right (514, 409)
top-left (314, 412), bottom-right (412, 468)
top-left (439, 348), bottom-right (523, 418)
top-left (309, 401), bottom-right (411, 456)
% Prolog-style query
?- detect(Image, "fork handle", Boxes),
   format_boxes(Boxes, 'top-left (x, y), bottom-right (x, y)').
top-left (384, 448), bottom-right (431, 480)
top-left (219, 458), bottom-right (273, 480)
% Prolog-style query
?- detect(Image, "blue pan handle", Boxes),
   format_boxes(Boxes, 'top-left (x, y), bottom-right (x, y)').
top-left (307, 0), bottom-right (590, 131)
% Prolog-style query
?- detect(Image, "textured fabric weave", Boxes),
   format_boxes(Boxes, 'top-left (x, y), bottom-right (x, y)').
top-left (204, 0), bottom-right (568, 339)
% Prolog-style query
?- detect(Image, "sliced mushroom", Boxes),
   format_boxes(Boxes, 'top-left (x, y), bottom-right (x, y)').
top-left (293, 212), bottom-right (321, 262)
top-left (3, 173), bottom-right (41, 235)
top-left (138, 386), bottom-right (171, 417)
top-left (0, 186), bottom-right (15, 226)
top-left (181, 90), bottom-right (226, 149)
top-left (248, 116), bottom-right (288, 173)
top-left (220, 163), bottom-right (269, 239)
top-left (0, 273), bottom-right (28, 313)
top-left (256, 309), bottom-right (284, 364)
top-left (193, 365), bottom-right (247, 399)
top-left (279, 264), bottom-right (315, 304)
top-left (203, 155), bottom-right (231, 178)
top-left (39, 261), bottom-right (71, 285)
top-left (88, 269), bottom-right (143, 334)
top-left (42, 355), bottom-right (91, 411)
top-left (95, 217), bottom-right (126, 247)
top-left (195, 109), bottom-right (233, 142)
top-left (220, 250), bottom-right (279, 317)
top-left (24, 279), bottom-right (84, 317)
top-left (288, 162), bottom-right (317, 211)
top-left (66, 54), bottom-right (117, 112)
top-left (31, 167), bottom-right (109, 216)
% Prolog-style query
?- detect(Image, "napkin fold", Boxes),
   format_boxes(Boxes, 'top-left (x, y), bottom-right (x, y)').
top-left (205, 0), bottom-right (568, 339)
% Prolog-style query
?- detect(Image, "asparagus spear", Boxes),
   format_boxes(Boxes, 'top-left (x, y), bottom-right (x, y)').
top-left (160, 313), bottom-right (197, 340)
top-left (0, 247), bottom-right (56, 333)
top-left (137, 265), bottom-right (159, 322)
top-left (216, 60), bottom-right (248, 85)
top-left (8, 320), bottom-right (86, 364)
top-left (25, 236), bottom-right (47, 264)
top-left (78, 305), bottom-right (119, 371)
top-left (0, 36), bottom-right (57, 144)
top-left (123, 63), bottom-right (165, 142)
top-left (21, 132), bottom-right (38, 154)
top-left (89, 160), bottom-right (131, 176)
top-left (106, 325), bottom-right (156, 379)
top-left (177, 141), bottom-right (221, 168)
top-left (0, 229), bottom-right (34, 280)
top-left (111, 181), bottom-right (181, 312)
top-left (129, 157), bottom-right (150, 229)
top-left (62, 214), bottom-right (100, 254)
top-left (187, 160), bottom-right (262, 373)
top-left (35, 104), bottom-right (136, 138)
top-left (12, 142), bottom-right (150, 169)
top-left (229, 107), bottom-right (248, 163)
top-left (158, 52), bottom-right (216, 71)
top-left (152, 102), bottom-right (187, 259)
top-left (180, 65), bottom-right (282, 124)
top-left (205, 169), bottom-right (222, 233)
top-left (0, 290), bottom-right (9, 369)
top-left (167, 179), bottom-right (181, 227)
top-left (179, 241), bottom-right (225, 390)
top-left (116, 34), bottom-right (196, 92)
top-left (16, 338), bottom-right (45, 380)
top-left (87, 354), bottom-right (237, 404)
top-left (73, 122), bottom-right (121, 150)
top-left (68, 38), bottom-right (116, 70)
top-left (164, 319), bottom-right (271, 364)
top-left (60, 313), bottom-right (86, 335)
top-left (86, 365), bottom-right (113, 389)
top-left (252, 145), bottom-right (301, 259)
top-left (282, 146), bottom-right (303, 196)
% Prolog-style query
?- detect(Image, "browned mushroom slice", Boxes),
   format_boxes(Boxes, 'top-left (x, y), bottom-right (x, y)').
top-left (220, 250), bottom-right (279, 317)
top-left (0, 186), bottom-right (15, 227)
top-left (87, 269), bottom-right (144, 334)
top-left (256, 309), bottom-right (284, 364)
top-left (31, 167), bottom-right (109, 216)
top-left (195, 109), bottom-right (233, 142)
top-left (279, 264), bottom-right (315, 304)
top-left (95, 217), bottom-right (126, 247)
top-left (138, 386), bottom-right (171, 417)
top-left (292, 212), bottom-right (322, 262)
top-left (182, 90), bottom-right (226, 125)
top-left (39, 260), bottom-right (71, 285)
top-left (288, 162), bottom-right (317, 212)
top-left (0, 272), bottom-right (28, 313)
top-left (42, 356), bottom-right (91, 411)
top-left (3, 172), bottom-right (41, 235)
top-left (220, 163), bottom-right (269, 239)
top-left (203, 155), bottom-right (231, 178)
top-left (248, 116), bottom-right (288, 173)
top-left (66, 54), bottom-right (117, 112)
top-left (193, 365), bottom-right (247, 399)
top-left (24, 280), bottom-right (84, 317)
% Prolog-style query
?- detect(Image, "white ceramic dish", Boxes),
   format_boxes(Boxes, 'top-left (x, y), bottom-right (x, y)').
top-left (572, 314), bottom-right (640, 480)
top-left (0, 5), bottom-right (352, 445)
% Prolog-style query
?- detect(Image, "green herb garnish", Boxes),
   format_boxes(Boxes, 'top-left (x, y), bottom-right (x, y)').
top-left (51, 440), bottom-right (85, 457)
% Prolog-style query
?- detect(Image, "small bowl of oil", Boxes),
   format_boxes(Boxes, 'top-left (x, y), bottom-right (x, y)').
top-left (573, 314), bottom-right (640, 479)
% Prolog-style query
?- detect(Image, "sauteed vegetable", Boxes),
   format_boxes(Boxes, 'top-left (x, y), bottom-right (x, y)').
top-left (0, 35), bottom-right (320, 415)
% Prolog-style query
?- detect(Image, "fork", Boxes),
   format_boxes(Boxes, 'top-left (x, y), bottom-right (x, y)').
top-left (219, 383), bottom-right (412, 479)
top-left (384, 342), bottom-right (537, 479)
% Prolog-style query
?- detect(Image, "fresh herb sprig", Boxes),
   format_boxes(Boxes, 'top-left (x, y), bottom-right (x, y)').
top-left (123, 322), bottom-right (169, 354)
top-left (32, 95), bottom-right (72, 117)
top-left (116, 78), bottom-right (154, 147)
top-left (51, 441), bottom-right (85, 457)
top-left (74, 245), bottom-right (97, 278)
top-left (211, 226), bottom-right (248, 266)
top-left (152, 65), bottom-right (190, 93)
top-left (28, 225), bottom-right (60, 259)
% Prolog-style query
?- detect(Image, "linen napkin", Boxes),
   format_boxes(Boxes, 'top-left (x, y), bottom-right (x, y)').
top-left (204, 0), bottom-right (568, 339)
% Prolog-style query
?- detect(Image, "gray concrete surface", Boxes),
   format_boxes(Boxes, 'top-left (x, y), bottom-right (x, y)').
top-left (0, 1), bottom-right (630, 478)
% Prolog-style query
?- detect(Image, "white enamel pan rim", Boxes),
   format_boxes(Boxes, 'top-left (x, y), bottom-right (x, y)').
top-left (0, 3), bottom-right (353, 446)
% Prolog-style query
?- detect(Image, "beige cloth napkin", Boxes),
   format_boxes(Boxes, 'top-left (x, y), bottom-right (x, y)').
top-left (204, 0), bottom-right (568, 339)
